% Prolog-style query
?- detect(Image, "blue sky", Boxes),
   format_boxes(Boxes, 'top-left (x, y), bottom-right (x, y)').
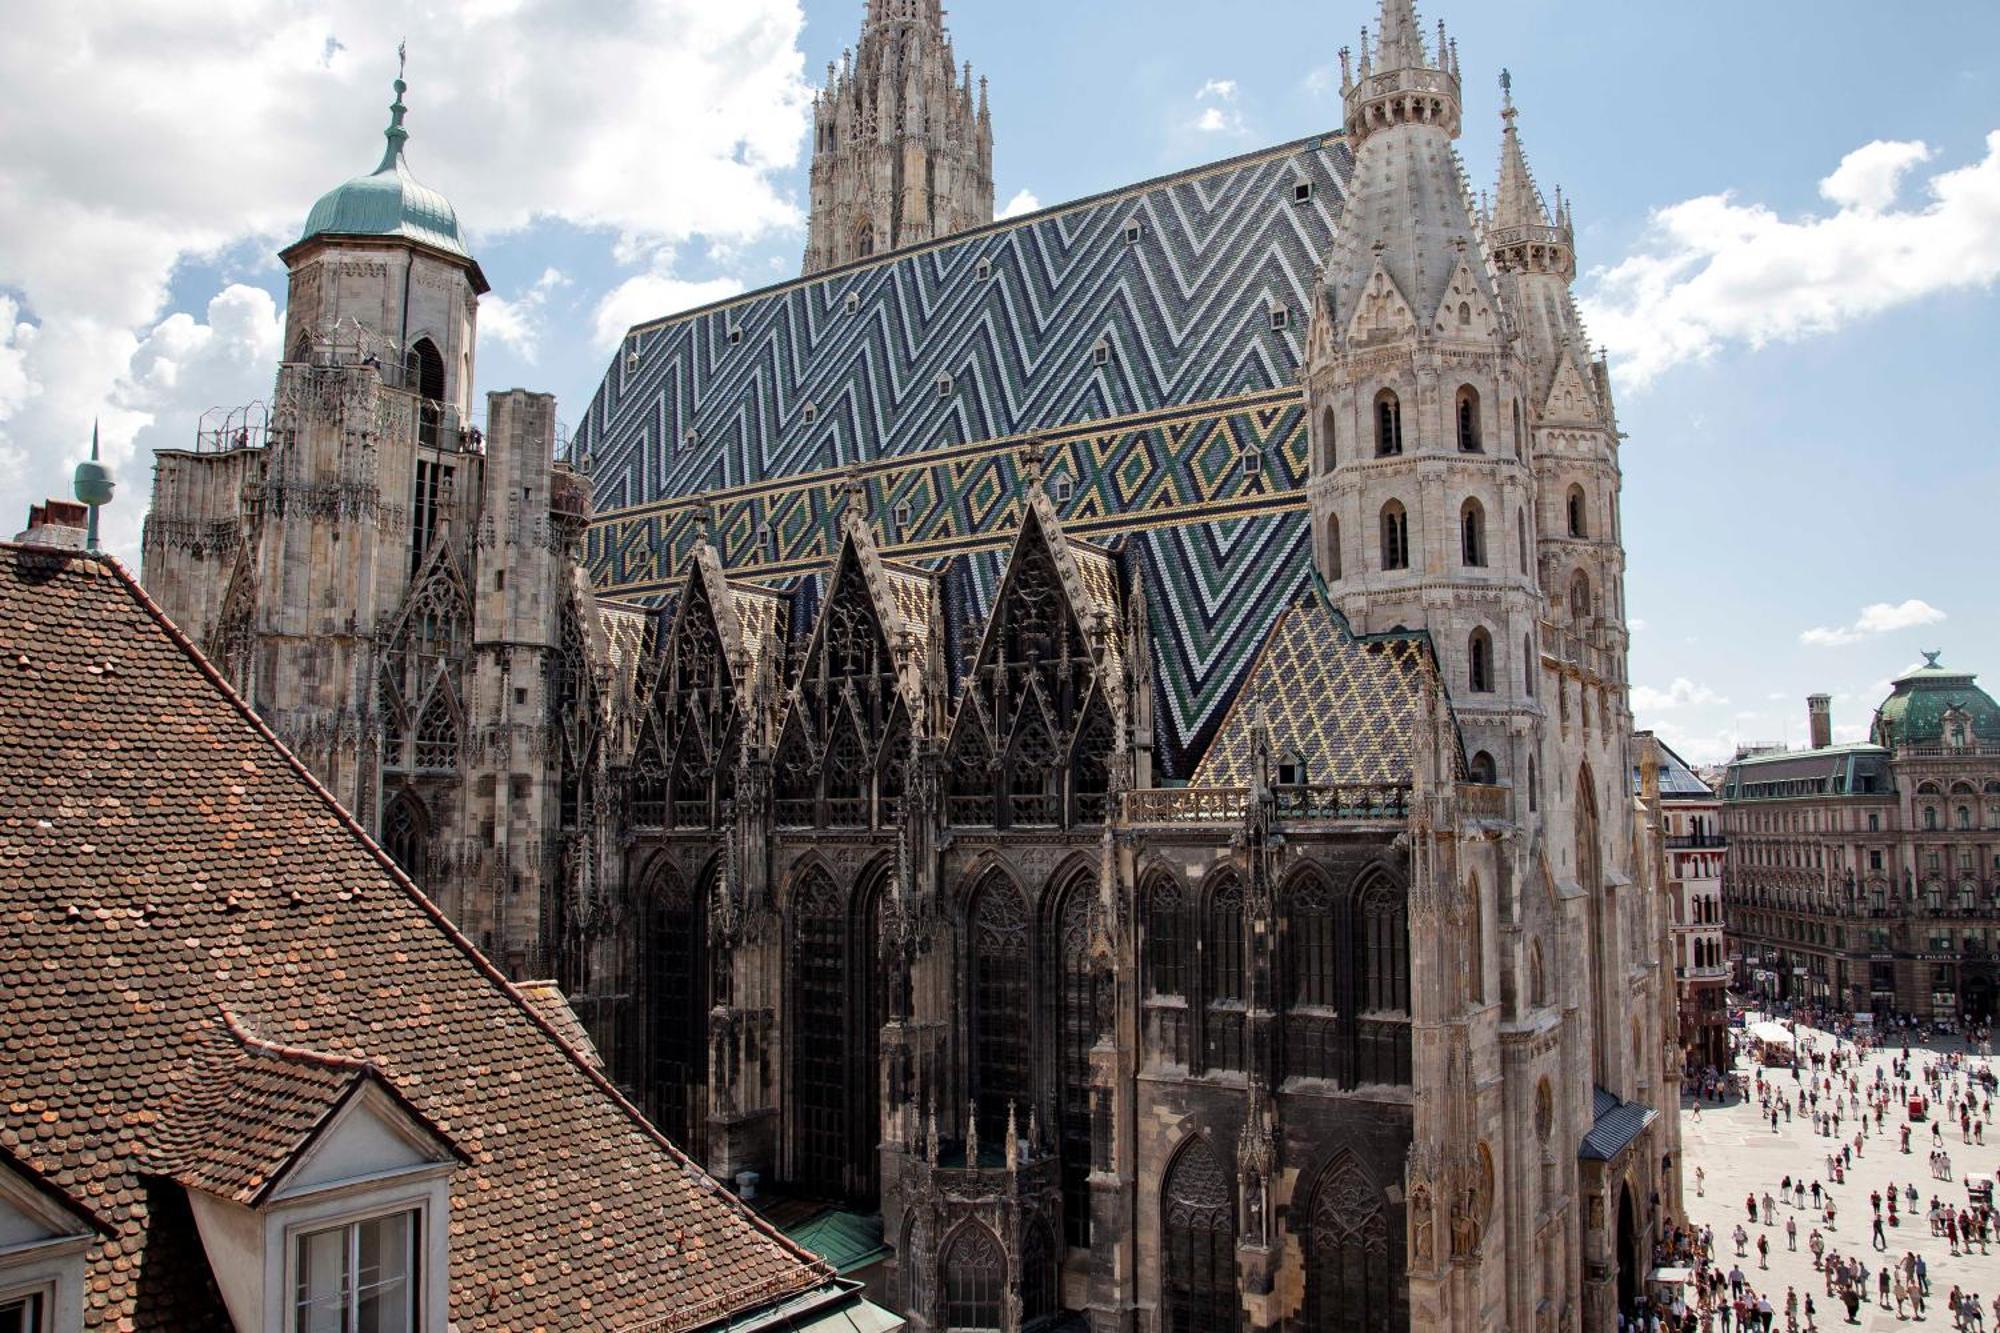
top-left (3, 0), bottom-right (1996, 764)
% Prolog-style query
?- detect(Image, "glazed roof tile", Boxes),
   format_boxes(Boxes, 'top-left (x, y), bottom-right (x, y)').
top-left (1193, 579), bottom-right (1438, 788)
top-left (0, 543), bottom-right (830, 1330)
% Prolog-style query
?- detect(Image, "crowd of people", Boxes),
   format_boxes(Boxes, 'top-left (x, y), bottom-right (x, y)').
top-left (1621, 1008), bottom-right (1999, 1332)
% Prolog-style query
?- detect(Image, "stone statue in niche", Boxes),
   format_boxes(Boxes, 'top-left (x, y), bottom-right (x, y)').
top-left (1411, 1183), bottom-right (1435, 1264)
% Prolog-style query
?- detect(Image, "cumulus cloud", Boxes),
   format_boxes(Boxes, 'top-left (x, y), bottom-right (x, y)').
top-left (1192, 78), bottom-right (1245, 135)
top-left (1581, 132), bottom-right (2000, 390)
top-left (1799, 599), bottom-right (1946, 648)
top-left (998, 189), bottom-right (1042, 220)
top-left (1631, 678), bottom-right (1727, 713)
top-left (0, 0), bottom-right (813, 555)
top-left (593, 271), bottom-right (747, 352)
top-left (480, 268), bottom-right (568, 364)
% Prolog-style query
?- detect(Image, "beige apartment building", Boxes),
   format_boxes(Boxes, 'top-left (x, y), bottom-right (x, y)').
top-left (1723, 665), bottom-right (2000, 1025)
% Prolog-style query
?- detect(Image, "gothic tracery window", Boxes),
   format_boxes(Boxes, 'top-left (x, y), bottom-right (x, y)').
top-left (382, 791), bottom-right (428, 889)
top-left (644, 865), bottom-right (708, 1157)
top-left (1203, 876), bottom-right (1246, 1072)
top-left (1460, 497), bottom-right (1486, 568)
top-left (1284, 869), bottom-right (1342, 1082)
top-left (1306, 1154), bottom-right (1398, 1331)
top-left (1357, 873), bottom-right (1411, 1085)
top-left (940, 1224), bottom-right (1004, 1333)
top-left (1379, 500), bottom-right (1409, 572)
top-left (1374, 389), bottom-right (1403, 457)
top-left (968, 872), bottom-right (1032, 1146)
top-left (414, 687), bottom-right (458, 770)
top-left (774, 551), bottom-right (903, 829)
top-left (1054, 877), bottom-right (1097, 1247)
top-left (1143, 877), bottom-right (1190, 1066)
top-left (1161, 1138), bottom-right (1237, 1333)
top-left (792, 867), bottom-right (850, 1197)
top-left (1456, 385), bottom-right (1482, 452)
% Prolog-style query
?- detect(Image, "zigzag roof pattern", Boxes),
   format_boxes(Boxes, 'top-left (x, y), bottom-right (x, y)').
top-left (579, 133), bottom-right (1354, 777)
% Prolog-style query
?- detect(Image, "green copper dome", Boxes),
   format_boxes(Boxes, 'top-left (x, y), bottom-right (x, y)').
top-left (1871, 652), bottom-right (2000, 748)
top-left (297, 74), bottom-right (469, 260)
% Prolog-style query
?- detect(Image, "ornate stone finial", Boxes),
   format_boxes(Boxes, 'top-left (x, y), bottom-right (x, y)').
top-left (1027, 1104), bottom-right (1040, 1157)
top-left (926, 1095), bottom-right (940, 1166)
top-left (965, 1105), bottom-right (979, 1166)
top-left (1004, 1101), bottom-right (1019, 1172)
top-left (1923, 650), bottom-right (1943, 668)
top-left (1018, 437), bottom-right (1047, 494)
top-left (697, 501), bottom-right (717, 548)
top-left (839, 469), bottom-right (870, 530)
top-left (1500, 68), bottom-right (1514, 116)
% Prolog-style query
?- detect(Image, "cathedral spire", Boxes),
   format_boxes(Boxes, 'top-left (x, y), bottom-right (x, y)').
top-left (1484, 72), bottom-right (1575, 281)
top-left (1341, 0), bottom-right (1460, 149)
top-left (804, 0), bottom-right (994, 273)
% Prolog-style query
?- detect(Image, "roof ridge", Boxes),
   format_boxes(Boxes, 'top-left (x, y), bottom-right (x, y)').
top-left (618, 130), bottom-right (1347, 339)
top-left (219, 1007), bottom-right (374, 1075)
top-left (73, 547), bottom-right (835, 1285)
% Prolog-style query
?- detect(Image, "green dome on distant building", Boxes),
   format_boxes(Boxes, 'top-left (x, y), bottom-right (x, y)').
top-left (1871, 652), bottom-right (2000, 748)
top-left (295, 71), bottom-right (470, 261)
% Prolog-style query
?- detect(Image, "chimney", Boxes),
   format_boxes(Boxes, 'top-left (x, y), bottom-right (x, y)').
top-left (13, 499), bottom-right (89, 551)
top-left (1807, 693), bottom-right (1832, 750)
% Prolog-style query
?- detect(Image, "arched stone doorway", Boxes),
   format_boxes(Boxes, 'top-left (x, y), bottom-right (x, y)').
top-left (1615, 1183), bottom-right (1640, 1315)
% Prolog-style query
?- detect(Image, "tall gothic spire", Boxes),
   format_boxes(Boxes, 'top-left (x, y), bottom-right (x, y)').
top-left (1340, 0), bottom-right (1461, 150)
top-left (802, 0), bottom-right (994, 274)
top-left (1485, 72), bottom-right (1575, 282)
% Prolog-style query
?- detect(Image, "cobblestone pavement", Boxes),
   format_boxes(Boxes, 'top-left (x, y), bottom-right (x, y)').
top-left (1679, 1016), bottom-right (2000, 1329)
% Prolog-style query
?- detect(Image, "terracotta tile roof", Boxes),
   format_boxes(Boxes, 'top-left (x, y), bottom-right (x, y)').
top-left (514, 979), bottom-right (608, 1070)
top-left (1193, 580), bottom-right (1437, 787)
top-left (148, 1015), bottom-right (462, 1206)
top-left (0, 543), bottom-right (832, 1331)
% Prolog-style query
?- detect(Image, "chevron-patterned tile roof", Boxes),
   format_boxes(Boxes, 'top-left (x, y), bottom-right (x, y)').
top-left (578, 132), bottom-right (1353, 777)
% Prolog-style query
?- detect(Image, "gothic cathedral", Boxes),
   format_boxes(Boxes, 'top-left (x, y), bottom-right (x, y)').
top-left (141, 3), bottom-right (1681, 1330)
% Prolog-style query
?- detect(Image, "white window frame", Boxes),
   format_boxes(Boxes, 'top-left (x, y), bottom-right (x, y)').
top-left (936, 375), bottom-right (953, 399)
top-left (268, 1177), bottom-right (447, 1333)
top-left (0, 1281), bottom-right (53, 1333)
top-left (1293, 181), bottom-right (1314, 205)
top-left (1051, 476), bottom-right (1075, 504)
top-left (288, 1204), bottom-right (423, 1333)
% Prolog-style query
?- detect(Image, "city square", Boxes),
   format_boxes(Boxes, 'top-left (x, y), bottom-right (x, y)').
top-left (1677, 1014), bottom-right (2000, 1330)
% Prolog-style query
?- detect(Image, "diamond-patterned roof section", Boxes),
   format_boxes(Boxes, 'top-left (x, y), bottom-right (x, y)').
top-left (1193, 579), bottom-right (1439, 788)
top-left (0, 543), bottom-right (831, 1331)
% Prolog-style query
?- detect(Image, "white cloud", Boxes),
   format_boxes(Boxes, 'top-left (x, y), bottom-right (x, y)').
top-left (1627, 617), bottom-right (1648, 633)
top-left (593, 270), bottom-right (747, 352)
top-left (1799, 598), bottom-right (1946, 647)
top-left (1581, 132), bottom-right (2000, 390)
top-left (1192, 78), bottom-right (1245, 136)
top-left (480, 268), bottom-right (568, 364)
top-left (998, 189), bottom-right (1041, 220)
top-left (0, 0), bottom-right (812, 555)
top-left (1631, 677), bottom-right (1727, 713)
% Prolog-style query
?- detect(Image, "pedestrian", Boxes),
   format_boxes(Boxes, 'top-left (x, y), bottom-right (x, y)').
top-left (1787, 1215), bottom-right (1798, 1251)
top-left (1697, 1164), bottom-right (1707, 1197)
top-left (1759, 1232), bottom-right (1770, 1270)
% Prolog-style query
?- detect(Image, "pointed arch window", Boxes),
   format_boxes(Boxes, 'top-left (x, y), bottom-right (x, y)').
top-left (1468, 629), bottom-right (1494, 694)
top-left (792, 867), bottom-right (850, 1198)
top-left (1357, 875), bottom-right (1411, 1086)
top-left (1306, 1156), bottom-right (1398, 1330)
top-left (405, 336), bottom-right (445, 449)
top-left (1203, 877), bottom-right (1246, 1072)
top-left (1324, 513), bottom-right (1343, 582)
top-left (1379, 500), bottom-right (1409, 572)
top-left (1319, 405), bottom-right (1338, 471)
top-left (382, 791), bottom-right (429, 889)
top-left (1567, 483), bottom-right (1588, 538)
top-left (1468, 750), bottom-right (1497, 784)
top-left (414, 688), bottom-right (458, 771)
top-left (940, 1224), bottom-right (1004, 1333)
top-left (1460, 498), bottom-right (1486, 568)
top-left (1516, 507), bottom-right (1529, 573)
top-left (644, 866), bottom-right (708, 1157)
top-left (1022, 1220), bottom-right (1059, 1326)
top-left (1513, 399), bottom-right (1525, 457)
top-left (1373, 389), bottom-right (1403, 457)
top-left (1569, 570), bottom-right (1593, 623)
top-left (1523, 632), bottom-right (1536, 696)
top-left (1053, 878), bottom-right (1098, 1247)
top-left (968, 873), bottom-right (1031, 1146)
top-left (1283, 871), bottom-right (1341, 1083)
top-left (1161, 1139), bottom-right (1237, 1333)
top-left (1456, 385), bottom-right (1482, 452)
top-left (1143, 877), bottom-right (1190, 1067)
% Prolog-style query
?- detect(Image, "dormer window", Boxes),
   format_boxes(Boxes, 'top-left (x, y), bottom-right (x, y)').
top-left (802, 402), bottom-right (818, 426)
top-left (1124, 220), bottom-right (1143, 245)
top-left (976, 258), bottom-right (993, 281)
top-left (169, 1027), bottom-right (462, 1333)
top-left (295, 1210), bottom-right (418, 1331)
top-left (1268, 306), bottom-right (1289, 331)
top-left (846, 292), bottom-right (861, 314)
top-left (1292, 181), bottom-right (1314, 205)
top-left (727, 326), bottom-right (743, 346)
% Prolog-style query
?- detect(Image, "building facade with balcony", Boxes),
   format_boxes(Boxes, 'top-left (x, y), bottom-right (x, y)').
top-left (1722, 664), bottom-right (2000, 1026)
top-left (1643, 741), bottom-right (1728, 1070)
